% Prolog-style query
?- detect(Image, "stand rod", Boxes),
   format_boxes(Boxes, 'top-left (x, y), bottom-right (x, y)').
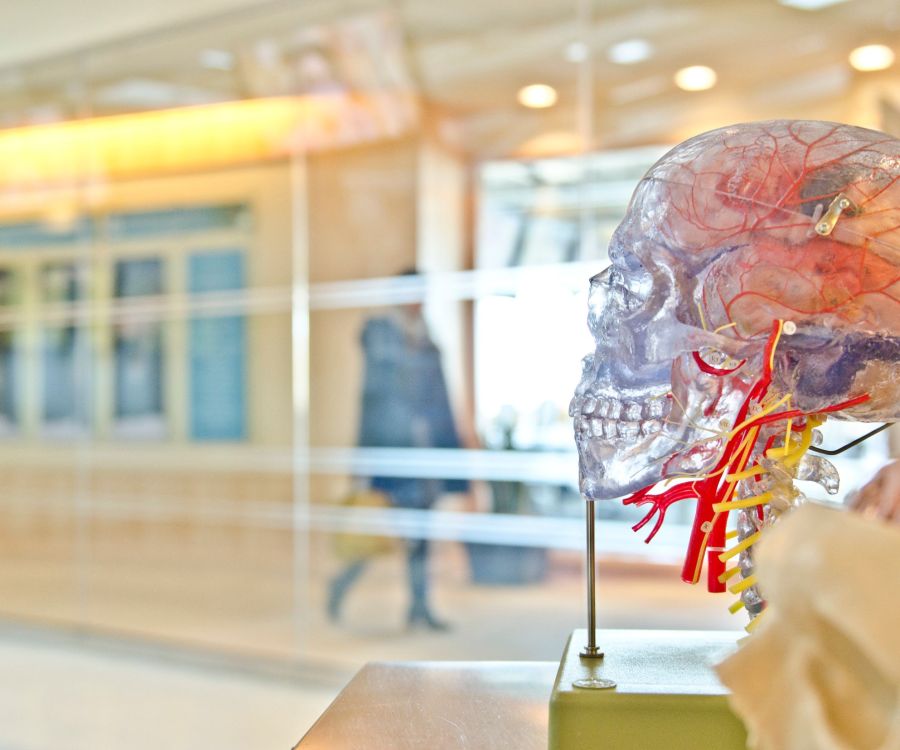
top-left (580, 499), bottom-right (603, 658)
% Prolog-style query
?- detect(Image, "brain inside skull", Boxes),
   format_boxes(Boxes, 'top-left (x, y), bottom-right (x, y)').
top-left (571, 120), bottom-right (900, 601)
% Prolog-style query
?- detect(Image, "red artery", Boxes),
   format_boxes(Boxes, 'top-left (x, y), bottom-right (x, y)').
top-left (622, 320), bottom-right (870, 592)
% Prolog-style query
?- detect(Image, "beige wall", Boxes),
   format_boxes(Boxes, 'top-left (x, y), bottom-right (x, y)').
top-left (307, 138), bottom-right (418, 454)
top-left (307, 139), bottom-right (419, 284)
top-left (307, 136), bottom-right (473, 452)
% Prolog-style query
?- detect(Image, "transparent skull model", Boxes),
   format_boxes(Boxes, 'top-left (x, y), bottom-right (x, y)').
top-left (571, 120), bottom-right (900, 614)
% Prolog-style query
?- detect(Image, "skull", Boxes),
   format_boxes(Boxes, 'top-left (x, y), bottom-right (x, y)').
top-left (572, 120), bottom-right (900, 501)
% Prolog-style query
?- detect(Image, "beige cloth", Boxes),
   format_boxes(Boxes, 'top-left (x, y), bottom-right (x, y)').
top-left (716, 503), bottom-right (900, 750)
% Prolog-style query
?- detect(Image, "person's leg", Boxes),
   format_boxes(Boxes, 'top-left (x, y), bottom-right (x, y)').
top-left (406, 537), bottom-right (449, 630)
top-left (327, 559), bottom-right (367, 622)
top-left (407, 537), bottom-right (428, 618)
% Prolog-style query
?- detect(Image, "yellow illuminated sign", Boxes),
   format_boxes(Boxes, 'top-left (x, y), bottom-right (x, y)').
top-left (0, 93), bottom-right (410, 192)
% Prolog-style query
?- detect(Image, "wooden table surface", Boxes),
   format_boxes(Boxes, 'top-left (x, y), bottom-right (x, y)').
top-left (295, 661), bottom-right (557, 750)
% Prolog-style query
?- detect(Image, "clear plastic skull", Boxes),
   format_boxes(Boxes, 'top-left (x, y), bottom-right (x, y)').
top-left (572, 120), bottom-right (900, 504)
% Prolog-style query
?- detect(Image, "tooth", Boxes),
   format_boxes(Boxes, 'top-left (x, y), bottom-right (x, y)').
top-left (641, 419), bottom-right (662, 436)
top-left (582, 396), bottom-right (597, 416)
top-left (623, 402), bottom-right (641, 420)
top-left (589, 420), bottom-right (604, 438)
top-left (644, 399), bottom-right (668, 419)
top-left (596, 398), bottom-right (609, 418)
top-left (602, 419), bottom-right (617, 439)
top-left (618, 421), bottom-right (640, 440)
top-left (606, 400), bottom-right (621, 419)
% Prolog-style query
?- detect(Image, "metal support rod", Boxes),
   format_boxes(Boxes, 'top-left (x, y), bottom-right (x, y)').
top-left (580, 499), bottom-right (603, 658)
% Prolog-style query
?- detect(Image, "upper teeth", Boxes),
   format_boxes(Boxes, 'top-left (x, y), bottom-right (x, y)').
top-left (570, 395), bottom-right (669, 421)
top-left (570, 394), bottom-right (671, 441)
top-left (645, 399), bottom-right (668, 419)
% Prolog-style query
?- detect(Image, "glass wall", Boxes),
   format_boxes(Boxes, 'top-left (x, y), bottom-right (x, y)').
top-left (0, 0), bottom-right (896, 701)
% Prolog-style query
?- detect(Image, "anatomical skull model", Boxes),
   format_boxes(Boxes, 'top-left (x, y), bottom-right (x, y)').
top-left (571, 120), bottom-right (900, 622)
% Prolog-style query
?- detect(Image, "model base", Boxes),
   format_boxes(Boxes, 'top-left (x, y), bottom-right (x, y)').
top-left (549, 629), bottom-right (747, 749)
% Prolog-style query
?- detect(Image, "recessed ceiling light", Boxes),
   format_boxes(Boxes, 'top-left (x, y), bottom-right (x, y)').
top-left (674, 65), bottom-right (717, 91)
top-left (200, 49), bottom-right (234, 71)
top-left (848, 44), bottom-right (895, 72)
top-left (517, 84), bottom-right (558, 109)
top-left (778, 0), bottom-right (848, 9)
top-left (607, 39), bottom-right (653, 65)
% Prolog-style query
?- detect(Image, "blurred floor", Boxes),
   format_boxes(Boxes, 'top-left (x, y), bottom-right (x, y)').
top-left (0, 528), bottom-right (740, 661)
top-left (0, 623), bottom-right (337, 750)
top-left (0, 515), bottom-right (743, 748)
top-left (317, 545), bottom-right (741, 666)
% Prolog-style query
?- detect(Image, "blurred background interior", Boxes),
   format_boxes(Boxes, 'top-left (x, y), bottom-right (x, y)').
top-left (0, 0), bottom-right (898, 747)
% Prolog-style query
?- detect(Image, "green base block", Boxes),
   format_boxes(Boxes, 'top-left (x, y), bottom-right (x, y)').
top-left (549, 629), bottom-right (748, 750)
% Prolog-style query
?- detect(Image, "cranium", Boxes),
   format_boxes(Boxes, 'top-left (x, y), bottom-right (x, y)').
top-left (572, 120), bottom-right (900, 505)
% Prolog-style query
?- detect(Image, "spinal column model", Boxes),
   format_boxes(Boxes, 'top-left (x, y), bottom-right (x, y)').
top-left (571, 120), bottom-right (900, 623)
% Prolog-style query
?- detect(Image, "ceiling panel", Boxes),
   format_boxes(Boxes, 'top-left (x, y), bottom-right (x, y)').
top-left (0, 0), bottom-right (898, 154)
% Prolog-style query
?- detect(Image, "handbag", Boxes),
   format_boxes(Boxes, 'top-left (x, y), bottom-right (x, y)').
top-left (332, 488), bottom-right (397, 561)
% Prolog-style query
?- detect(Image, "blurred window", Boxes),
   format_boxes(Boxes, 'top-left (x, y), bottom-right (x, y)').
top-left (0, 268), bottom-right (20, 435)
top-left (474, 148), bottom-right (665, 452)
top-left (0, 218), bottom-right (94, 249)
top-left (41, 262), bottom-right (91, 438)
top-left (107, 204), bottom-right (249, 239)
top-left (113, 257), bottom-right (166, 438)
top-left (188, 250), bottom-right (247, 441)
top-left (0, 202), bottom-right (253, 443)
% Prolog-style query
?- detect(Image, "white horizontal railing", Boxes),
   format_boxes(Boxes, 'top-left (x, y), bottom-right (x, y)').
top-left (303, 447), bottom-right (578, 484)
top-left (298, 504), bottom-right (687, 563)
top-left (0, 444), bottom-right (579, 484)
top-left (0, 489), bottom-right (687, 563)
top-left (0, 262), bottom-right (605, 330)
top-left (307, 263), bottom-right (599, 309)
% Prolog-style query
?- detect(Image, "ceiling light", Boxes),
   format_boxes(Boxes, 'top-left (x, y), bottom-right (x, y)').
top-left (848, 44), bottom-right (895, 72)
top-left (778, 0), bottom-right (848, 9)
top-left (517, 84), bottom-right (558, 109)
top-left (674, 65), bottom-right (717, 92)
top-left (200, 49), bottom-right (234, 71)
top-left (607, 39), bottom-right (653, 65)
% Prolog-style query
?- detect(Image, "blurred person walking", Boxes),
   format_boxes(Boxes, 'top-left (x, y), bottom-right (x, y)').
top-left (328, 270), bottom-right (467, 630)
